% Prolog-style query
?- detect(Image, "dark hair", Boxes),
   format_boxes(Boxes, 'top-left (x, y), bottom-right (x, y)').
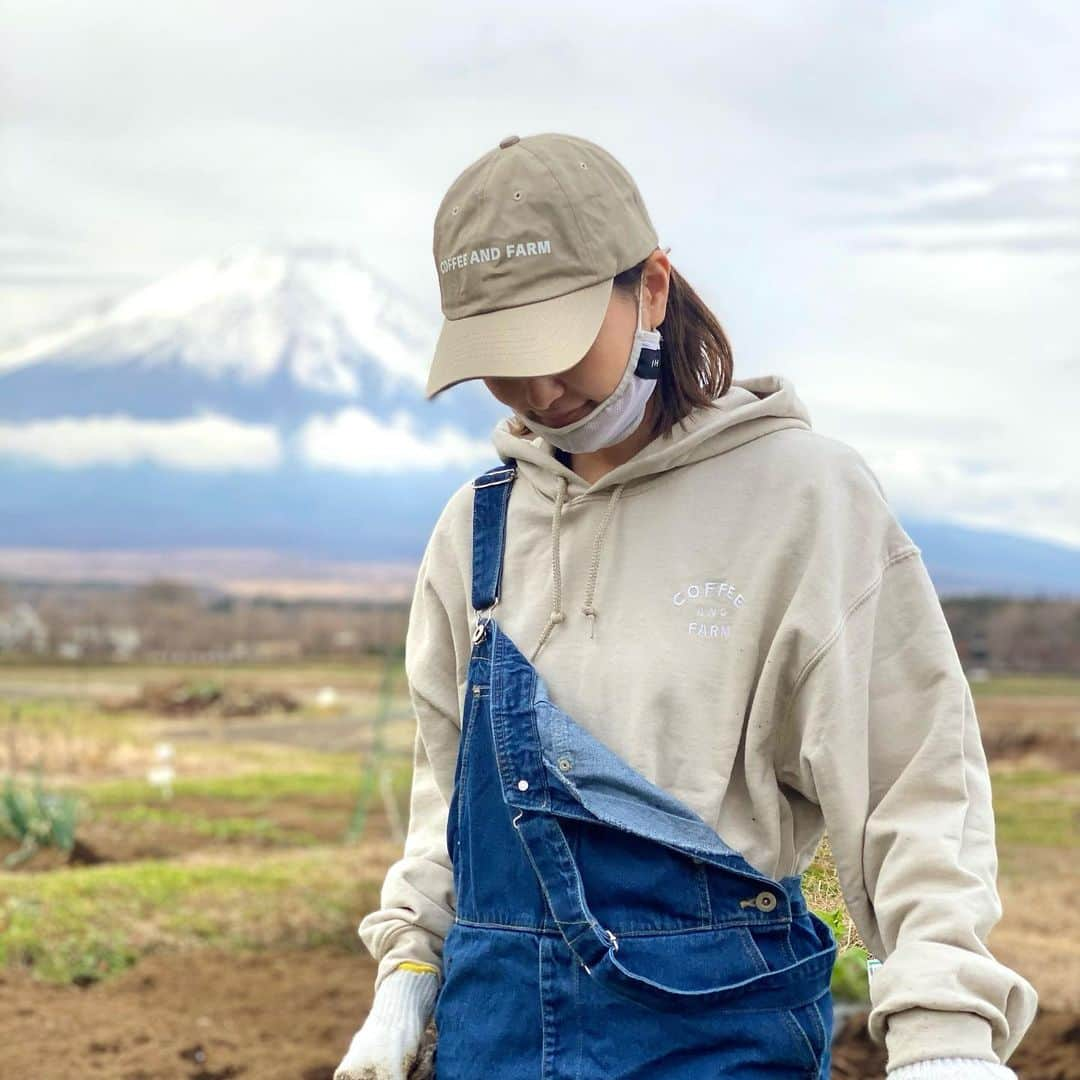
top-left (506, 254), bottom-right (734, 442)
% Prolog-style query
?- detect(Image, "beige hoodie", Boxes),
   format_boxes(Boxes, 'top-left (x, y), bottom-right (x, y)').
top-left (356, 373), bottom-right (1037, 1070)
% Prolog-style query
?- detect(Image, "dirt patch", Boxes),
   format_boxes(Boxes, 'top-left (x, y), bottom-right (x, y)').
top-left (993, 870), bottom-right (1080, 1013)
top-left (104, 679), bottom-right (300, 718)
top-left (0, 793), bottom-right (374, 872)
top-left (984, 728), bottom-right (1080, 771)
top-left (978, 694), bottom-right (1080, 770)
top-left (0, 946), bottom-right (1073, 1080)
top-left (0, 944), bottom-right (369, 1080)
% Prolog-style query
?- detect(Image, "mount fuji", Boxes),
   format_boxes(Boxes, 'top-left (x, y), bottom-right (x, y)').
top-left (0, 244), bottom-right (509, 561)
top-left (0, 242), bottom-right (498, 430)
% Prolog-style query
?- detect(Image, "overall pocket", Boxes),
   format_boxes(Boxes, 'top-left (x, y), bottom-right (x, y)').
top-left (601, 922), bottom-right (771, 994)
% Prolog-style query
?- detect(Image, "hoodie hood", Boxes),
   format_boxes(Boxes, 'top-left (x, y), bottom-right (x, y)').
top-left (488, 373), bottom-right (813, 659)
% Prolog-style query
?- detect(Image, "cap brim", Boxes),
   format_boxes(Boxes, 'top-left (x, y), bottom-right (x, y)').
top-left (425, 276), bottom-right (614, 399)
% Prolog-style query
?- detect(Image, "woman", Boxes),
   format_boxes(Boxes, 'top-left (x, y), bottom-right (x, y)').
top-left (334, 132), bottom-right (1036, 1079)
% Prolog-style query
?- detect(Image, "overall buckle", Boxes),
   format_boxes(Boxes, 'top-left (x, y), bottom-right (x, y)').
top-left (472, 600), bottom-right (498, 644)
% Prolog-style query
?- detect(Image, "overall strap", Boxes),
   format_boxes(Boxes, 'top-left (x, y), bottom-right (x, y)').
top-left (470, 461), bottom-right (517, 612)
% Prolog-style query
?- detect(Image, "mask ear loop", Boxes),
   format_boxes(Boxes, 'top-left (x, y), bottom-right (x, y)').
top-left (639, 245), bottom-right (671, 335)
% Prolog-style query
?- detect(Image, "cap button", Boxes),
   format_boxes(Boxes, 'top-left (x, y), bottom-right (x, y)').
top-left (499, 134), bottom-right (520, 149)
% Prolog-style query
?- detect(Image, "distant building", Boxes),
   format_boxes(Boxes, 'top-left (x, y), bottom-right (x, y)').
top-left (58, 623), bottom-right (142, 660)
top-left (107, 626), bottom-right (142, 660)
top-left (0, 603), bottom-right (49, 654)
top-left (234, 639), bottom-right (304, 661)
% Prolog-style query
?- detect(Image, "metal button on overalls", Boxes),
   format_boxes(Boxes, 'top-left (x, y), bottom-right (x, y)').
top-left (432, 460), bottom-right (838, 1079)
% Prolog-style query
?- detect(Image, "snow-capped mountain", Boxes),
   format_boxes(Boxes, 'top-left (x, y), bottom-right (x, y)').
top-left (0, 243), bottom-right (509, 561)
top-left (1, 242), bottom-right (1078, 594)
top-left (0, 243), bottom-right (492, 429)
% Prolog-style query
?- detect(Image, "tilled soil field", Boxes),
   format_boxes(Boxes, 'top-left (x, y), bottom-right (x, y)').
top-left (2, 945), bottom-right (1075, 1080)
top-left (2, 670), bottom-right (1075, 1077)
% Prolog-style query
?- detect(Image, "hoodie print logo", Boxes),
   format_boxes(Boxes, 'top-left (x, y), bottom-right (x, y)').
top-left (672, 579), bottom-right (747, 641)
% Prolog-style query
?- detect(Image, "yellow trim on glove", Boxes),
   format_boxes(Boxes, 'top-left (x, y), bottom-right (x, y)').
top-left (396, 960), bottom-right (440, 977)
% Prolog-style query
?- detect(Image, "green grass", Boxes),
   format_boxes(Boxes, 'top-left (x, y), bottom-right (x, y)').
top-left (0, 698), bottom-right (138, 739)
top-left (992, 767), bottom-right (1072, 787)
top-left (106, 805), bottom-right (322, 845)
top-left (0, 657), bottom-right (405, 689)
top-left (81, 763), bottom-right (413, 808)
top-left (969, 674), bottom-right (1080, 697)
top-left (990, 768), bottom-right (1078, 848)
top-left (0, 848), bottom-right (383, 984)
top-left (2, 698), bottom-right (96, 722)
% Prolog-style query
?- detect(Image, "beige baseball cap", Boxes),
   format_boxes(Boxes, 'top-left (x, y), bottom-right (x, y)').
top-left (426, 131), bottom-right (660, 399)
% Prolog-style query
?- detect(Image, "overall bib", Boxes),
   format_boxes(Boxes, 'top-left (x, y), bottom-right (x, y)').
top-left (432, 461), bottom-right (838, 1079)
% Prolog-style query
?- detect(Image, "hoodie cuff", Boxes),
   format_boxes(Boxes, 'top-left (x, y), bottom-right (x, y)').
top-left (886, 1059), bottom-right (1017, 1080)
top-left (885, 1009), bottom-right (998, 1071)
top-left (368, 925), bottom-right (445, 996)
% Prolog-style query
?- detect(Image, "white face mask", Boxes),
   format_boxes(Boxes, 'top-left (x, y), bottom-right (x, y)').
top-left (518, 269), bottom-right (662, 454)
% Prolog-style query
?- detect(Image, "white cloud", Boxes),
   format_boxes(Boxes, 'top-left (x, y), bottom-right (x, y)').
top-left (805, 397), bottom-right (1080, 549)
top-left (872, 445), bottom-right (1079, 549)
top-left (298, 406), bottom-right (492, 472)
top-left (0, 412), bottom-right (281, 470)
top-left (815, 146), bottom-right (1080, 253)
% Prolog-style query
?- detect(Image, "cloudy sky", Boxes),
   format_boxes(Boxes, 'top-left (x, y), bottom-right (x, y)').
top-left (3, 1), bottom-right (1078, 546)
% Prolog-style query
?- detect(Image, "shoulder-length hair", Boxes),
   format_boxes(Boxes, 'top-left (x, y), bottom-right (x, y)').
top-left (505, 255), bottom-right (735, 443)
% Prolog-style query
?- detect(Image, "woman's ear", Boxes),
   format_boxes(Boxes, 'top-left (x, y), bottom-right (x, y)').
top-left (643, 254), bottom-right (671, 329)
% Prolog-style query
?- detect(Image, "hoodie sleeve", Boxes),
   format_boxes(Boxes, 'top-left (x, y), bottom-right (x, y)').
top-left (356, 510), bottom-right (468, 996)
top-left (783, 546), bottom-right (1039, 1071)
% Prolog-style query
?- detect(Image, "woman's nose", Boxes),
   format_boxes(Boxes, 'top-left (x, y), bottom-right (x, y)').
top-left (523, 376), bottom-right (565, 412)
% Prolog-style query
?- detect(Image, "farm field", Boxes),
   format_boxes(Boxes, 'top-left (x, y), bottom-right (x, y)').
top-left (1, 663), bottom-right (1076, 1079)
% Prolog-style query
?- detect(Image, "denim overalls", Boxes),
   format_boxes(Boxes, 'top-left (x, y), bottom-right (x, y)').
top-left (432, 461), bottom-right (838, 1079)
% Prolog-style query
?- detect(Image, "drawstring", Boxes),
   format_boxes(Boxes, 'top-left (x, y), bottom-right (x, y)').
top-left (529, 475), bottom-right (625, 662)
top-left (529, 476), bottom-right (568, 661)
top-left (582, 483), bottom-right (624, 637)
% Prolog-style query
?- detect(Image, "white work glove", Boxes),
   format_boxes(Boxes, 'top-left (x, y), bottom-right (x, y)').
top-left (333, 966), bottom-right (440, 1080)
top-left (887, 1058), bottom-right (1018, 1079)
